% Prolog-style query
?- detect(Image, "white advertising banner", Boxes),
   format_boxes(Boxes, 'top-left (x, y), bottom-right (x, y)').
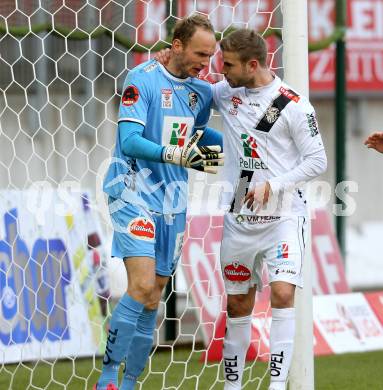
top-left (313, 293), bottom-right (383, 354)
top-left (0, 190), bottom-right (105, 363)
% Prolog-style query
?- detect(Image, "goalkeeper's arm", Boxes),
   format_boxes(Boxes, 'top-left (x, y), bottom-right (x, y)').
top-left (195, 126), bottom-right (223, 149)
top-left (119, 121), bottom-right (223, 173)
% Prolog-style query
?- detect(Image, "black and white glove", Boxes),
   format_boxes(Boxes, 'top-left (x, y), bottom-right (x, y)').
top-left (162, 130), bottom-right (224, 174)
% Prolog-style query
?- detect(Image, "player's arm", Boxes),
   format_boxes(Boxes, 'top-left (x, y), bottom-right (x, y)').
top-left (154, 48), bottom-right (171, 66)
top-left (268, 103), bottom-right (327, 195)
top-left (244, 106), bottom-right (327, 210)
top-left (118, 73), bottom-right (164, 161)
top-left (196, 126), bottom-right (223, 149)
top-left (119, 121), bottom-right (163, 162)
top-left (119, 121), bottom-right (223, 174)
top-left (192, 84), bottom-right (223, 150)
top-left (364, 131), bottom-right (383, 153)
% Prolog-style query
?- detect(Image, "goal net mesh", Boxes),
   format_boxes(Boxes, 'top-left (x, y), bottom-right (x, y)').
top-left (0, 1), bottom-right (286, 389)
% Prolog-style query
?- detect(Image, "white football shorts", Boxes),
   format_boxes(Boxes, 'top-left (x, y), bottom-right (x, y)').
top-left (220, 214), bottom-right (307, 295)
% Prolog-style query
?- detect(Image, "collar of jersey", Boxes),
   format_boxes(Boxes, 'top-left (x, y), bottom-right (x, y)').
top-left (245, 75), bottom-right (281, 96)
top-left (158, 63), bottom-right (192, 83)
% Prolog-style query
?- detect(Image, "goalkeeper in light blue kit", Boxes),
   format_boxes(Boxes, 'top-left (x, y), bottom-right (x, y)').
top-left (94, 14), bottom-right (224, 390)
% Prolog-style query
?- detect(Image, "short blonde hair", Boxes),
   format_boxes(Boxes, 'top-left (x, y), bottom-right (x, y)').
top-left (173, 14), bottom-right (215, 46)
top-left (220, 29), bottom-right (268, 66)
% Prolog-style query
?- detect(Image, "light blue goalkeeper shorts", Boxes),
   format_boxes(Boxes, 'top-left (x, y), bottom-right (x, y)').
top-left (109, 198), bottom-right (186, 276)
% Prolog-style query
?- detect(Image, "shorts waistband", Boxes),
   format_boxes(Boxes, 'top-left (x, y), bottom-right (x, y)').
top-left (233, 214), bottom-right (282, 224)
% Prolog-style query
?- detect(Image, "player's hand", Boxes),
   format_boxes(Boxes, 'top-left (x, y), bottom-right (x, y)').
top-left (162, 130), bottom-right (224, 174)
top-left (243, 182), bottom-right (271, 212)
top-left (364, 131), bottom-right (383, 154)
top-left (154, 48), bottom-right (171, 66)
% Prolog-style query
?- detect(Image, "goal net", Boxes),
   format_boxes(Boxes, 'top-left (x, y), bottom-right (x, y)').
top-left (0, 1), bottom-right (311, 389)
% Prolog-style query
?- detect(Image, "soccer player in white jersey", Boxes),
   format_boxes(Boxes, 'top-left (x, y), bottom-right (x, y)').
top-left (214, 30), bottom-right (327, 390)
top-left (156, 27), bottom-right (327, 389)
top-left (94, 15), bottom-right (224, 390)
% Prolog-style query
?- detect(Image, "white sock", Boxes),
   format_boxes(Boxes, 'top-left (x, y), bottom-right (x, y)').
top-left (269, 308), bottom-right (295, 390)
top-left (223, 315), bottom-right (252, 390)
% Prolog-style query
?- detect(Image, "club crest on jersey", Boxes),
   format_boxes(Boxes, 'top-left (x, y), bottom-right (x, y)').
top-left (224, 261), bottom-right (251, 282)
top-left (277, 242), bottom-right (289, 259)
top-left (122, 86), bottom-right (139, 106)
top-left (128, 217), bottom-right (155, 241)
top-left (229, 96), bottom-right (242, 115)
top-left (162, 88), bottom-right (173, 109)
top-left (265, 106), bottom-right (280, 124)
top-left (188, 92), bottom-right (198, 110)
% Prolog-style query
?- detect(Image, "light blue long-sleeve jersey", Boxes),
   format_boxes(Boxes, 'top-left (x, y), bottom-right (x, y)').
top-left (103, 59), bottom-right (213, 214)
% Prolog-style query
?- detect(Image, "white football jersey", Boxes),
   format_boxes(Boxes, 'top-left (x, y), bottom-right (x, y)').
top-left (212, 76), bottom-right (326, 216)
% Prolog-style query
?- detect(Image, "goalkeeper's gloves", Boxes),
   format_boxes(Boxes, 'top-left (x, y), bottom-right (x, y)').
top-left (162, 130), bottom-right (224, 174)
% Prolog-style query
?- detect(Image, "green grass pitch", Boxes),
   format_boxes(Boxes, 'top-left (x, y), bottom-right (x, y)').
top-left (1, 349), bottom-right (383, 389)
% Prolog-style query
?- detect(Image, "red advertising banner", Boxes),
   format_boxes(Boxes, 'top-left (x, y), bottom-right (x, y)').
top-left (309, 0), bottom-right (383, 93)
top-left (133, 0), bottom-right (383, 93)
top-left (181, 215), bottom-right (226, 350)
top-left (311, 209), bottom-right (350, 295)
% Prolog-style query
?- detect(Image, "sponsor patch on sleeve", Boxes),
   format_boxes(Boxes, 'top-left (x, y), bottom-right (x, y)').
top-left (122, 85), bottom-right (139, 106)
top-left (128, 217), bottom-right (155, 241)
top-left (306, 112), bottom-right (319, 136)
top-left (279, 86), bottom-right (300, 102)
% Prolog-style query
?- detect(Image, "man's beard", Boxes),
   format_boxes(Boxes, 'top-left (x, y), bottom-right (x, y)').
top-left (173, 56), bottom-right (190, 78)
top-left (231, 75), bottom-right (252, 88)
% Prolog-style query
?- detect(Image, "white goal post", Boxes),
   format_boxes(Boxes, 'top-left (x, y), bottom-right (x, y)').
top-left (282, 1), bottom-right (314, 389)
